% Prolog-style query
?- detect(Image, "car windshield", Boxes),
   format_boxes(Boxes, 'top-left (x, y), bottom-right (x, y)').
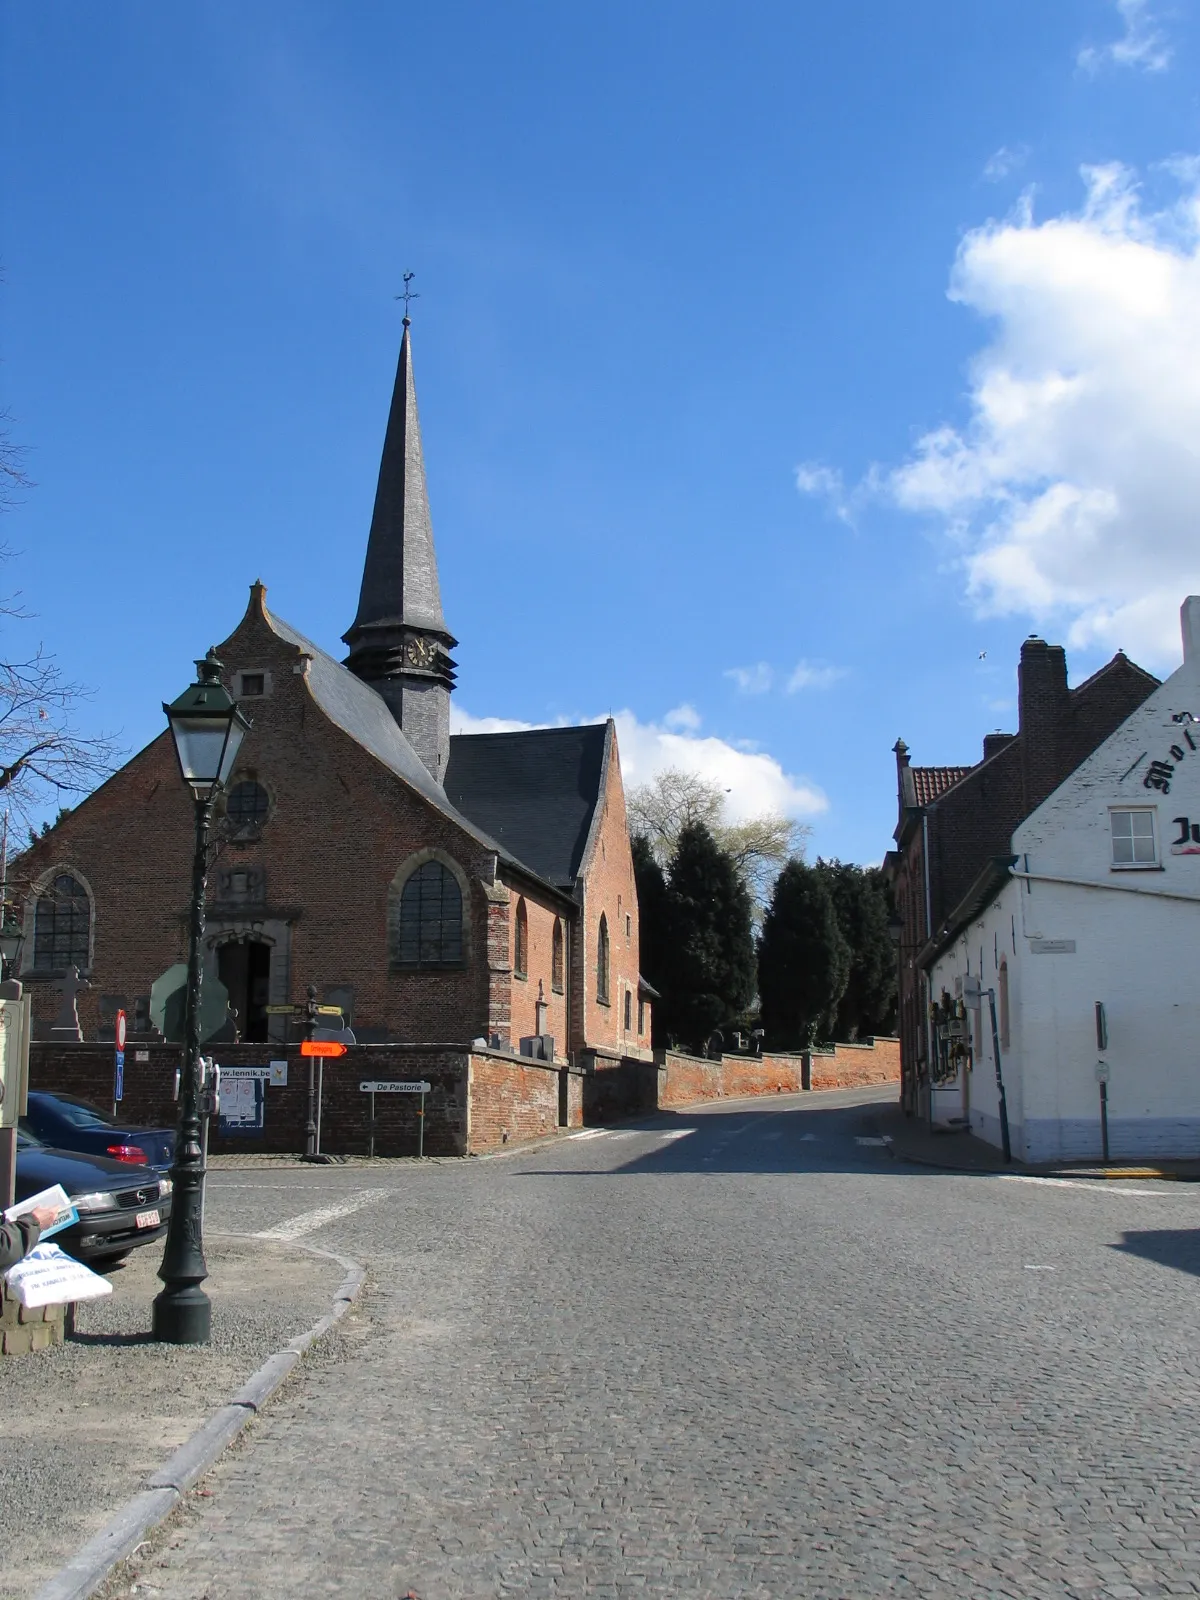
top-left (16, 1121), bottom-right (46, 1149)
top-left (37, 1095), bottom-right (113, 1130)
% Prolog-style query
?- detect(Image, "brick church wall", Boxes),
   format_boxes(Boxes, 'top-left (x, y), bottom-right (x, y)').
top-left (29, 1040), bottom-right (580, 1157)
top-left (14, 602), bottom-right (505, 1046)
top-left (572, 729), bottom-right (650, 1059)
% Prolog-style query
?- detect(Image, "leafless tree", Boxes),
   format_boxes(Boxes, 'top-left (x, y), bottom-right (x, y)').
top-left (0, 412), bottom-right (120, 831)
top-left (628, 766), bottom-right (810, 909)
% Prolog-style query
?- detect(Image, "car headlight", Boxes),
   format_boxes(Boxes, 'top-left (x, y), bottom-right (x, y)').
top-left (72, 1191), bottom-right (119, 1214)
top-left (158, 1178), bottom-right (173, 1197)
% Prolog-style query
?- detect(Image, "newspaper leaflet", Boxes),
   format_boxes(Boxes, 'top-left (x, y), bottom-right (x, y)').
top-left (4, 1184), bottom-right (78, 1240)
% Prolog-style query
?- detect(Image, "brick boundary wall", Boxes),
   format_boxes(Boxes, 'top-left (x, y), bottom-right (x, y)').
top-left (29, 1042), bottom-right (583, 1159)
top-left (657, 1038), bottom-right (900, 1112)
top-left (0, 1281), bottom-right (65, 1357)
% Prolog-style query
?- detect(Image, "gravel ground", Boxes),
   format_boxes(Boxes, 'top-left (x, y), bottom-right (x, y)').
top-left (0, 1232), bottom-right (343, 1599)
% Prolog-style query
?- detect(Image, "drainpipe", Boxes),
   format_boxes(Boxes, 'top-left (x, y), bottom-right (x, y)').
top-left (922, 813), bottom-right (934, 1130)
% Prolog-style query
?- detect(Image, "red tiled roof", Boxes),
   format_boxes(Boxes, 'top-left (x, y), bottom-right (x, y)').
top-left (911, 766), bottom-right (973, 806)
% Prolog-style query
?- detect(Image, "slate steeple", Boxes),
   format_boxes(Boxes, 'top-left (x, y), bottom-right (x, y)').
top-left (343, 319), bottom-right (457, 783)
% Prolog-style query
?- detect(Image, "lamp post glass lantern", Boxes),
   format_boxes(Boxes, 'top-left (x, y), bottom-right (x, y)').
top-left (153, 651), bottom-right (251, 1345)
top-left (0, 915), bottom-right (23, 980)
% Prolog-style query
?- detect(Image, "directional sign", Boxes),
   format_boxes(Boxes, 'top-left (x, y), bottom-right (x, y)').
top-left (359, 1081), bottom-right (431, 1094)
top-left (301, 1039), bottom-right (347, 1058)
top-left (265, 1003), bottom-right (345, 1017)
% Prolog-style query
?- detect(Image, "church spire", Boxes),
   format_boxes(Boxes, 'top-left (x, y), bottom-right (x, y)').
top-left (344, 315), bottom-right (457, 783)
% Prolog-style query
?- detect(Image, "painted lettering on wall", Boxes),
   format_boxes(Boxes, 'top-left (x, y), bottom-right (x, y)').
top-left (1171, 817), bottom-right (1200, 855)
top-left (1142, 712), bottom-right (1200, 794)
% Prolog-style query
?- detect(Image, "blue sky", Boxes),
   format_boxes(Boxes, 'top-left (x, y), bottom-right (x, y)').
top-left (4, 1), bottom-right (1200, 861)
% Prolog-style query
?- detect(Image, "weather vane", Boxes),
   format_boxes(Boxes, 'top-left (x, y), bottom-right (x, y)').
top-left (395, 271), bottom-right (420, 325)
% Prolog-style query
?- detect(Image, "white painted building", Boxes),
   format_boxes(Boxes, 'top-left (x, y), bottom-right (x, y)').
top-left (923, 597), bottom-right (1200, 1163)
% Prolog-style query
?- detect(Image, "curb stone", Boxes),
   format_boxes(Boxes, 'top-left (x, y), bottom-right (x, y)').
top-left (32, 1238), bottom-right (366, 1600)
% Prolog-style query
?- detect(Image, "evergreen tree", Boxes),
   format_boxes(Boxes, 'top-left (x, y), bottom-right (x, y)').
top-left (758, 860), bottom-right (850, 1048)
top-left (631, 833), bottom-right (671, 1045)
top-left (817, 861), bottom-right (898, 1040)
top-left (657, 821), bottom-right (756, 1052)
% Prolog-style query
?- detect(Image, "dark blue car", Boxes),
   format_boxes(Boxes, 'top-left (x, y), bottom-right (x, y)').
top-left (22, 1091), bottom-right (175, 1174)
top-left (15, 1125), bottom-right (173, 1265)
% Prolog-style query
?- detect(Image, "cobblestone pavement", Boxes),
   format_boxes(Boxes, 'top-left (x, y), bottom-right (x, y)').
top-left (101, 1086), bottom-right (1200, 1599)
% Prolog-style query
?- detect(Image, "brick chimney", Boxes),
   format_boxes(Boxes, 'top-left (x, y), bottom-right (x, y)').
top-left (982, 732), bottom-right (1015, 762)
top-left (1018, 636), bottom-right (1070, 811)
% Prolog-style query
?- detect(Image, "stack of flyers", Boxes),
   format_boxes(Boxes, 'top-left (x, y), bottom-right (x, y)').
top-left (4, 1184), bottom-right (78, 1240)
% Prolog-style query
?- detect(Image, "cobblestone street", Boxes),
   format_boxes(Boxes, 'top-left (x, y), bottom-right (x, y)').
top-left (102, 1086), bottom-right (1200, 1599)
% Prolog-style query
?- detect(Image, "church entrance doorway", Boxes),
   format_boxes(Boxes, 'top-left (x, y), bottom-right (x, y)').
top-left (218, 940), bottom-right (271, 1042)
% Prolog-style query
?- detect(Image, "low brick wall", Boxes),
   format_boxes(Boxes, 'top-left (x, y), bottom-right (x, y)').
top-left (808, 1037), bottom-right (900, 1091)
top-left (657, 1038), bottom-right (900, 1111)
top-left (0, 1281), bottom-right (65, 1357)
top-left (29, 1041), bottom-right (581, 1158)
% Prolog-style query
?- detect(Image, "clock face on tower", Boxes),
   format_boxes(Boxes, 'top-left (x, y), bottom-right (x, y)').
top-left (403, 636), bottom-right (434, 668)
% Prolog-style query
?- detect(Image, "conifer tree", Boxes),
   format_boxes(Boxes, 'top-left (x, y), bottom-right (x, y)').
top-left (817, 861), bottom-right (898, 1040)
top-left (657, 821), bottom-right (756, 1052)
top-left (632, 832), bottom-right (670, 1044)
top-left (758, 860), bottom-right (850, 1048)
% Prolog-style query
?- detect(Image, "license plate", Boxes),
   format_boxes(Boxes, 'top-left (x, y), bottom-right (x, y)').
top-left (135, 1208), bottom-right (161, 1228)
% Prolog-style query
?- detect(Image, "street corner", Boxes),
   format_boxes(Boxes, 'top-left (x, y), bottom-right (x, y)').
top-left (0, 1233), bottom-right (349, 1600)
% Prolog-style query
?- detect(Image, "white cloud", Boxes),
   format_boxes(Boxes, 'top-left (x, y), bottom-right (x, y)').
top-left (881, 159), bottom-right (1200, 666)
top-left (724, 662), bottom-right (774, 695)
top-left (786, 660), bottom-right (846, 693)
top-left (451, 704), bottom-right (827, 822)
top-left (983, 145), bottom-right (1030, 183)
top-left (795, 462), bottom-right (855, 525)
top-left (1079, 0), bottom-right (1172, 73)
top-left (664, 702), bottom-right (702, 731)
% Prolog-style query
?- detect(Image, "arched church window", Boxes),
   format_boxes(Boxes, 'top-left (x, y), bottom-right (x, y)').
top-left (225, 780), bottom-right (270, 835)
top-left (33, 873), bottom-right (91, 972)
top-left (396, 861), bottom-right (463, 968)
top-left (597, 914), bottom-right (610, 1005)
top-left (514, 898), bottom-right (528, 979)
top-left (551, 919), bottom-right (565, 994)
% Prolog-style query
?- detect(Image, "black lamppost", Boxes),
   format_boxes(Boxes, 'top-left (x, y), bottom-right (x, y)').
top-left (153, 651), bottom-right (251, 1345)
top-left (0, 915), bottom-right (24, 982)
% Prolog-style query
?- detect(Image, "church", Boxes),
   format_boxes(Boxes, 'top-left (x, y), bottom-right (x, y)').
top-left (16, 320), bottom-right (652, 1064)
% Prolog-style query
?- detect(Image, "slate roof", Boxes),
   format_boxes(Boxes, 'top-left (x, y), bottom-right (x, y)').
top-left (445, 725), bottom-right (610, 890)
top-left (344, 322), bottom-right (452, 642)
top-left (910, 766), bottom-right (974, 806)
top-left (263, 602), bottom-right (536, 877)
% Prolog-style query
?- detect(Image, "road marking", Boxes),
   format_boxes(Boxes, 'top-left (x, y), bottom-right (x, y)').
top-left (253, 1189), bottom-right (390, 1241)
top-left (855, 1136), bottom-right (891, 1147)
top-left (998, 1173), bottom-right (1168, 1197)
top-left (658, 1130), bottom-right (693, 1142)
top-left (1024, 1264), bottom-right (1056, 1271)
top-left (763, 1131), bottom-right (783, 1142)
top-left (569, 1129), bottom-right (609, 1141)
top-left (799, 1134), bottom-right (819, 1143)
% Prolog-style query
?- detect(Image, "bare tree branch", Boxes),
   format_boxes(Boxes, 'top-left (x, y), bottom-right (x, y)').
top-left (627, 766), bottom-right (810, 910)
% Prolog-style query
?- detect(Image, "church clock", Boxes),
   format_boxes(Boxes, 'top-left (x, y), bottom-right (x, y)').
top-left (403, 636), bottom-right (434, 668)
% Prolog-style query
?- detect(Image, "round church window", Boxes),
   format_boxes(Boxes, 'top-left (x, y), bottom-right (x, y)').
top-left (225, 780), bottom-right (270, 833)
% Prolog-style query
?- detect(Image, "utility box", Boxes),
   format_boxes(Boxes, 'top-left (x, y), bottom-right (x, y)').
top-left (0, 986), bottom-right (31, 1212)
top-left (0, 989), bottom-right (31, 1131)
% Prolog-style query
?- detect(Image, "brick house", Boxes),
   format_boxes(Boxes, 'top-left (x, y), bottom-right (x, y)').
top-left (885, 634), bottom-right (1158, 1116)
top-left (14, 321), bottom-right (651, 1062)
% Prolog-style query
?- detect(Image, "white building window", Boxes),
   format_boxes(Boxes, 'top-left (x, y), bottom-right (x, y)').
top-left (1110, 808), bottom-right (1157, 868)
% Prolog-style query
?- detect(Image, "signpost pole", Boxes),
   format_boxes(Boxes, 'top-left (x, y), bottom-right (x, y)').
top-left (316, 1058), bottom-right (324, 1157)
top-left (303, 986), bottom-right (318, 1158)
top-left (418, 1086), bottom-right (425, 1159)
top-left (368, 1089), bottom-right (376, 1159)
top-left (1100, 1079), bottom-right (1110, 1162)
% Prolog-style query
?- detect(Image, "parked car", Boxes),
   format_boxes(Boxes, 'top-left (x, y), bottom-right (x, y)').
top-left (14, 1124), bottom-right (173, 1266)
top-left (22, 1091), bottom-right (175, 1173)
